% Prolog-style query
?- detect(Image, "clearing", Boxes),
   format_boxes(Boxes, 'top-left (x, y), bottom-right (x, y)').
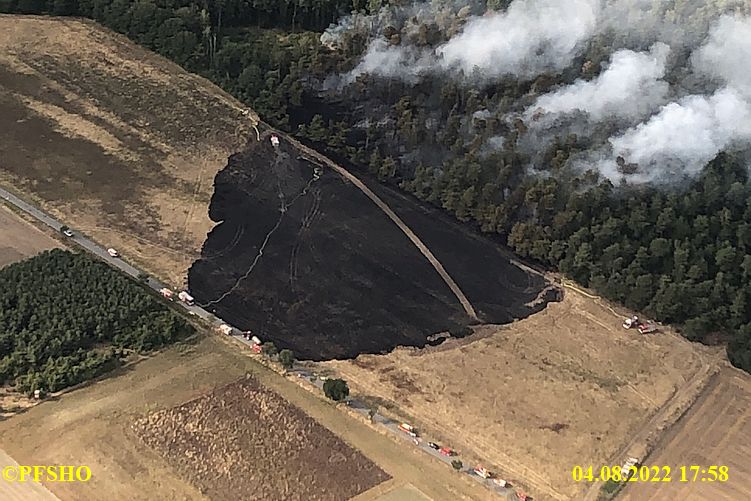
top-left (134, 377), bottom-right (389, 500)
top-left (0, 334), bottom-right (492, 501)
top-left (0, 204), bottom-right (60, 268)
top-left (0, 15), bottom-right (253, 286)
top-left (621, 367), bottom-right (751, 501)
top-left (323, 287), bottom-right (720, 500)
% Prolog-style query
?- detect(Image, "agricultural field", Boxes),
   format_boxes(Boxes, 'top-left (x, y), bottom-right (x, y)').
top-left (0, 334), bottom-right (491, 501)
top-left (189, 134), bottom-right (549, 360)
top-left (0, 15), bottom-right (252, 286)
top-left (324, 288), bottom-right (720, 500)
top-left (134, 377), bottom-right (389, 500)
top-left (0, 204), bottom-right (60, 268)
top-left (621, 368), bottom-right (751, 501)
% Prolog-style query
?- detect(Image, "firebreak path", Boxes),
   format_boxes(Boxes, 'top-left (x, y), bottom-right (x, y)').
top-left (288, 135), bottom-right (481, 323)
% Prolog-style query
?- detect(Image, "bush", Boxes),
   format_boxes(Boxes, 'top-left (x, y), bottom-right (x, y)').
top-left (451, 459), bottom-right (463, 471)
top-left (262, 341), bottom-right (278, 357)
top-left (323, 378), bottom-right (349, 402)
top-left (278, 349), bottom-right (295, 369)
top-left (600, 478), bottom-right (624, 498)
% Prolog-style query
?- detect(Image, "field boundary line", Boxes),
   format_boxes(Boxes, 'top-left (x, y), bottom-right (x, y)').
top-left (581, 357), bottom-right (719, 501)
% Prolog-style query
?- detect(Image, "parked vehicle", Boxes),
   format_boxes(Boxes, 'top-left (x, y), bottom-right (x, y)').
top-left (62, 228), bottom-right (74, 237)
top-left (622, 315), bottom-right (639, 329)
top-left (107, 248), bottom-right (119, 258)
top-left (637, 323), bottom-right (657, 334)
top-left (439, 447), bottom-right (455, 456)
top-left (398, 423), bottom-right (418, 437)
top-left (178, 291), bottom-right (195, 305)
top-left (474, 465), bottom-right (492, 478)
top-left (160, 288), bottom-right (174, 300)
top-left (428, 442), bottom-right (440, 450)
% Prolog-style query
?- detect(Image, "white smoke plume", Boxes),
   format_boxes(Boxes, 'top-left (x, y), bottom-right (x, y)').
top-left (322, 1), bottom-right (751, 183)
top-left (336, 0), bottom-right (601, 82)
top-left (601, 89), bottom-right (751, 182)
top-left (527, 42), bottom-right (671, 122)
top-left (600, 14), bottom-right (751, 183)
top-left (328, 0), bottom-right (751, 84)
top-left (691, 14), bottom-right (751, 97)
top-left (436, 0), bottom-right (599, 78)
top-left (345, 38), bottom-right (433, 84)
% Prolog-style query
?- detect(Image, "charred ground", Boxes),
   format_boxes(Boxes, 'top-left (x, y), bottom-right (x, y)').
top-left (189, 135), bottom-right (549, 360)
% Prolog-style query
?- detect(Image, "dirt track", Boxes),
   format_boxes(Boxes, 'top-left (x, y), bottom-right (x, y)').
top-left (621, 367), bottom-right (751, 501)
top-left (0, 450), bottom-right (60, 501)
top-left (189, 134), bottom-right (547, 359)
top-left (291, 138), bottom-right (479, 322)
top-left (323, 288), bottom-right (719, 500)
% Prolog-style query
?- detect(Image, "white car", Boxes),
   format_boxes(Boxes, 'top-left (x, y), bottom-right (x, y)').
top-left (107, 248), bottom-right (119, 258)
top-left (62, 229), bottom-right (74, 237)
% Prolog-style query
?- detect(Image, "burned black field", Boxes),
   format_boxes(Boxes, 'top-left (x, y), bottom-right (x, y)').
top-left (188, 136), bottom-right (549, 360)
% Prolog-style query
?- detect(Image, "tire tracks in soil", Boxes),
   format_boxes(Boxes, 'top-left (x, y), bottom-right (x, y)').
top-left (286, 135), bottom-right (481, 323)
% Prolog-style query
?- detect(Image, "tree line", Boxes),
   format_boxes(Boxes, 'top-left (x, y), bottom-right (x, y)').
top-left (0, 249), bottom-right (193, 394)
top-left (2, 1), bottom-right (750, 372)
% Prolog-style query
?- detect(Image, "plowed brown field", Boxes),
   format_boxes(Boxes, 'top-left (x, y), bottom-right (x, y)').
top-left (134, 377), bottom-right (389, 500)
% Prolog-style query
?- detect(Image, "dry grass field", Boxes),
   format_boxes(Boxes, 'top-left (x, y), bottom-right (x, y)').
top-left (0, 15), bottom-right (253, 286)
top-left (0, 204), bottom-right (60, 268)
top-left (0, 334), bottom-right (491, 501)
top-left (323, 288), bottom-right (720, 500)
top-left (621, 367), bottom-right (751, 501)
top-left (134, 377), bottom-right (389, 500)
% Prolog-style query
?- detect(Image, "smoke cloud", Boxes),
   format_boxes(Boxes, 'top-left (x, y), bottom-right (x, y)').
top-left (601, 89), bottom-right (751, 182)
top-left (527, 43), bottom-right (671, 122)
top-left (599, 14), bottom-right (751, 183)
top-left (323, 1), bottom-right (751, 184)
top-left (691, 14), bottom-right (751, 96)
top-left (436, 0), bottom-right (599, 78)
top-left (346, 38), bottom-right (432, 84)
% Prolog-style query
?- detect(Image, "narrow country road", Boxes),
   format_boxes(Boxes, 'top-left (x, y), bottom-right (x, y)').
top-left (1, 184), bottom-right (517, 499)
top-left (0, 186), bottom-right (216, 323)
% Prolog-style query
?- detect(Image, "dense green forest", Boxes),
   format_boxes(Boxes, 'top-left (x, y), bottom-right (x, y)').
top-left (0, 249), bottom-right (192, 394)
top-left (2, 0), bottom-right (751, 373)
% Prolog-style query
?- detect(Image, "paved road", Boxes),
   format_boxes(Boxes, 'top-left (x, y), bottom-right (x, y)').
top-left (0, 187), bottom-right (219, 324)
top-left (1, 185), bottom-right (520, 499)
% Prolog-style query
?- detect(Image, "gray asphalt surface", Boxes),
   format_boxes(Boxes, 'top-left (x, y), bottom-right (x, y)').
top-left (0, 185), bottom-right (519, 499)
top-left (0, 186), bottom-right (215, 323)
